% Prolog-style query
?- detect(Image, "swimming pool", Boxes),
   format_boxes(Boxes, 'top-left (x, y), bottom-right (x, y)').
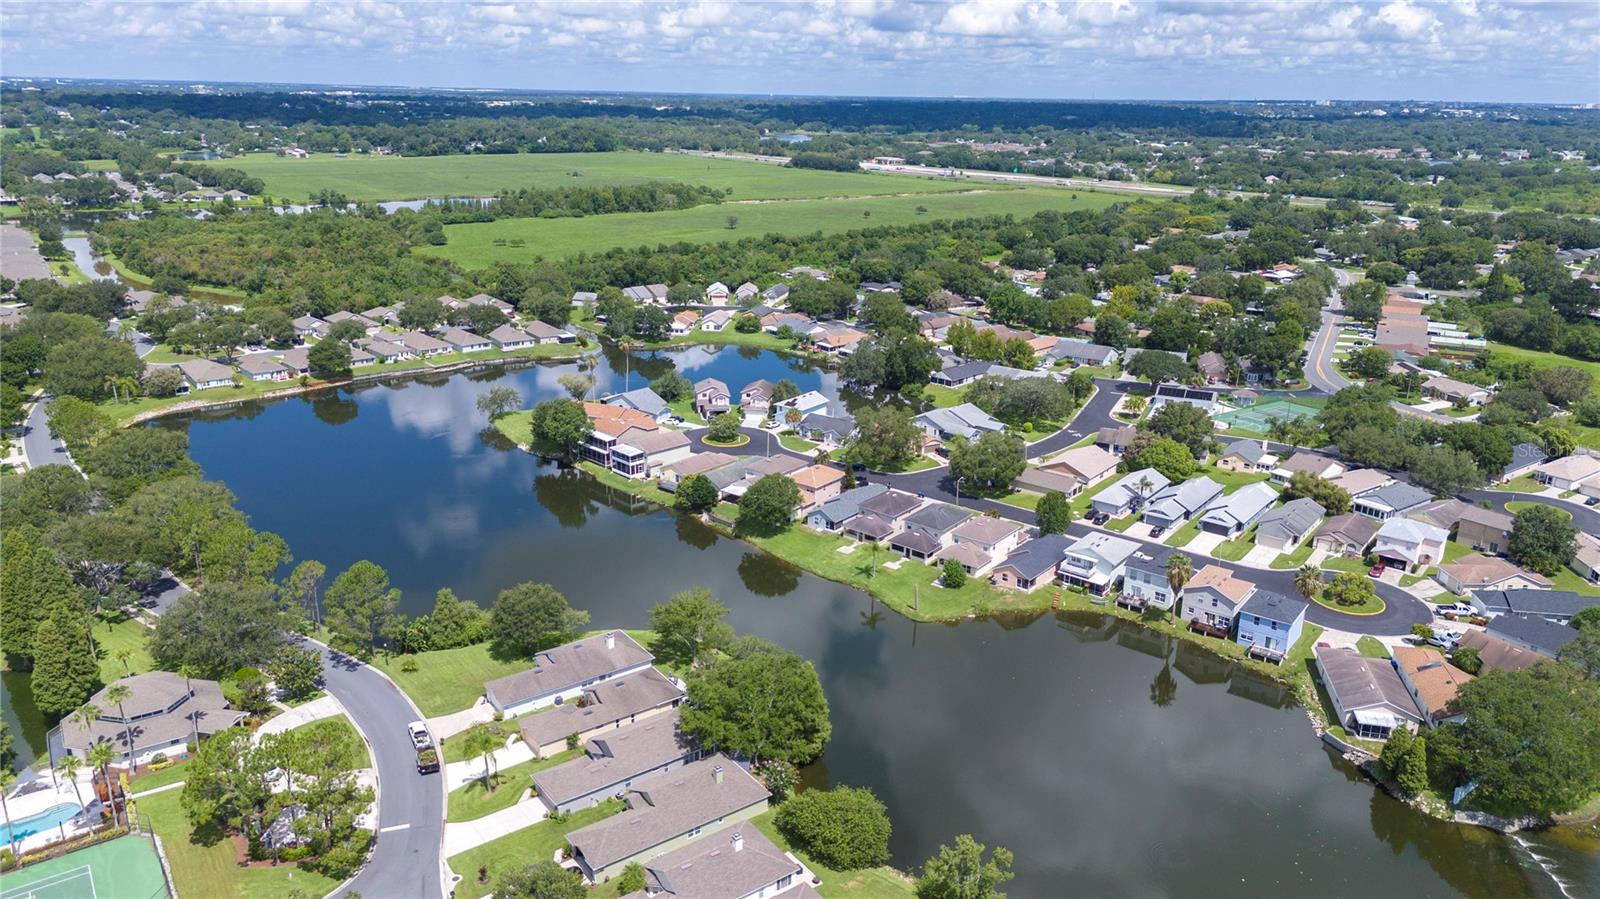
top-left (1, 803), bottom-right (81, 843)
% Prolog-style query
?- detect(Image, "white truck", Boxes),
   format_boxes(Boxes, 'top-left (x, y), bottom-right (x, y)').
top-left (409, 721), bottom-right (439, 775)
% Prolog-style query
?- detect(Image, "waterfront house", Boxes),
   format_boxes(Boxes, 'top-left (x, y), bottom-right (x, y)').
top-left (1090, 468), bottom-right (1171, 520)
top-left (661, 452), bottom-right (737, 491)
top-left (237, 355), bottom-right (290, 382)
top-left (914, 403), bottom-right (1006, 443)
top-left (54, 672), bottom-right (244, 768)
top-left (1468, 589), bottom-right (1595, 625)
top-left (176, 358), bottom-right (235, 392)
top-left (518, 666), bottom-right (684, 758)
top-left (1532, 454), bottom-right (1600, 491)
top-left (806, 483), bottom-right (888, 532)
top-left (362, 339), bottom-right (413, 363)
top-left (564, 753), bottom-right (770, 883)
top-left (630, 824), bottom-right (812, 899)
top-left (1044, 444), bottom-right (1121, 488)
top-left (1452, 630), bottom-right (1547, 673)
top-left (1371, 517), bottom-right (1449, 571)
top-left (489, 323), bottom-right (536, 351)
top-left (1312, 513), bottom-right (1379, 556)
top-left (1095, 425), bottom-right (1137, 455)
top-left (811, 326), bottom-right (868, 356)
top-left (1140, 476), bottom-right (1224, 530)
top-left (524, 320), bottom-right (575, 344)
top-left (734, 382), bottom-right (773, 413)
top-left (1056, 532), bottom-right (1140, 596)
top-left (1217, 440), bottom-right (1274, 473)
top-left (1436, 554), bottom-right (1550, 594)
top-left (1120, 547), bottom-right (1177, 611)
top-left (581, 402), bottom-right (691, 478)
top-left (989, 534), bottom-right (1070, 591)
top-left (671, 310), bottom-right (700, 335)
top-left (1234, 591), bottom-right (1307, 662)
top-left (483, 631), bottom-right (655, 718)
top-left (606, 388), bottom-right (673, 423)
top-left (1392, 647), bottom-right (1473, 727)
top-left (400, 331), bottom-right (451, 357)
top-left (929, 360), bottom-right (993, 387)
top-left (1483, 614), bottom-right (1579, 660)
top-left (1270, 452), bottom-right (1345, 485)
top-left (697, 310), bottom-right (733, 333)
top-left (694, 379), bottom-right (732, 419)
top-left (439, 327), bottom-right (491, 353)
top-left (1252, 498), bottom-right (1325, 552)
top-left (789, 465), bottom-right (845, 512)
top-left (1353, 482), bottom-right (1433, 521)
top-left (1314, 646), bottom-right (1425, 740)
top-left (950, 516), bottom-right (1026, 560)
top-left (1179, 564), bottom-right (1256, 634)
top-left (772, 390), bottom-right (831, 424)
top-left (890, 503), bottom-right (974, 561)
top-left (797, 412), bottom-right (857, 446)
top-left (276, 347), bottom-right (312, 377)
top-left (1196, 482), bottom-right (1277, 537)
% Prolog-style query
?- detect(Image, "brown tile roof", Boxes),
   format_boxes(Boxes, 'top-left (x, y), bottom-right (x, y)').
top-left (953, 516), bottom-right (1024, 544)
top-left (790, 465), bottom-right (845, 490)
top-left (1441, 554), bottom-right (1550, 590)
top-left (1454, 630), bottom-right (1545, 673)
top-left (584, 402), bottom-right (665, 438)
top-left (1392, 646), bottom-right (1474, 722)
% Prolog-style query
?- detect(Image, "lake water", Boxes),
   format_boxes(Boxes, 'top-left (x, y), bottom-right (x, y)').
top-left (7, 346), bottom-right (1595, 895)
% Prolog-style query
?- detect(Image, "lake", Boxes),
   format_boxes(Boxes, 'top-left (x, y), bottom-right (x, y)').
top-left (11, 347), bottom-right (1597, 896)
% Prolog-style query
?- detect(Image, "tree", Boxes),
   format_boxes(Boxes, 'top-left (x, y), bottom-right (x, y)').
top-left (1452, 645), bottom-right (1483, 675)
top-left (0, 464), bottom-right (95, 531)
top-left (948, 432), bottom-right (1025, 490)
top-left (649, 588), bottom-right (733, 668)
top-left (1340, 278), bottom-right (1385, 325)
top-left (707, 411), bottom-right (743, 443)
top-left (915, 834), bottom-right (1015, 899)
top-left (774, 786), bottom-right (892, 870)
top-left (324, 560), bottom-right (402, 657)
top-left (462, 722), bottom-right (501, 793)
top-left (1126, 349), bottom-right (1191, 385)
top-left (1035, 491), bottom-right (1072, 535)
top-left (1570, 606), bottom-right (1600, 633)
top-left (1143, 402), bottom-right (1213, 458)
top-left (476, 387), bottom-right (521, 419)
top-left (1446, 663), bottom-right (1600, 816)
top-left (398, 296), bottom-right (446, 331)
top-left (1408, 445), bottom-right (1483, 495)
top-left (1323, 572), bottom-right (1378, 607)
top-left (649, 370), bottom-right (691, 402)
top-left (613, 863), bottom-right (647, 897)
top-left (1558, 627), bottom-right (1600, 680)
top-left (942, 558), bottom-right (968, 588)
top-left (737, 474), bottom-right (802, 534)
top-left (0, 525), bottom-right (81, 665)
top-left (269, 645), bottom-right (322, 702)
top-left (45, 396), bottom-right (111, 449)
top-left (1281, 472), bottom-right (1352, 516)
top-left (557, 372), bottom-right (594, 400)
top-left (79, 427), bottom-right (198, 501)
top-left (325, 319), bottom-right (367, 344)
top-left (1347, 346), bottom-right (1393, 380)
top-left (44, 336), bottom-right (143, 399)
top-left (1093, 313), bottom-right (1130, 350)
top-left (1398, 735), bottom-right (1429, 795)
top-left (31, 604), bottom-right (100, 718)
top-left (1294, 564), bottom-right (1324, 603)
top-left (674, 473), bottom-right (719, 514)
top-left (1507, 505), bottom-right (1577, 576)
top-left (845, 405), bottom-right (921, 469)
top-left (283, 560), bottom-right (327, 625)
top-left (307, 337), bottom-right (352, 378)
top-left (680, 637), bottom-right (830, 765)
top-left (88, 742), bottom-right (120, 825)
top-left (151, 582), bottom-right (288, 678)
top-left (493, 861), bottom-right (586, 899)
top-left (489, 582), bottom-right (589, 658)
top-left (529, 399), bottom-right (592, 457)
top-left (142, 365), bottom-right (184, 397)
top-left (1123, 435), bottom-right (1196, 482)
top-left (1533, 366), bottom-right (1592, 408)
top-left (1166, 553), bottom-right (1193, 595)
top-left (771, 378), bottom-right (800, 404)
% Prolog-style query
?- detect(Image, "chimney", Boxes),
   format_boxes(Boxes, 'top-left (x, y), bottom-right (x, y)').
top-left (731, 832), bottom-right (744, 852)
top-left (605, 631), bottom-right (616, 650)
top-left (713, 764), bottom-right (724, 784)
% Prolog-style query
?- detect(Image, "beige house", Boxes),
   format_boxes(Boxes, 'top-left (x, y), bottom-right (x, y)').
top-left (1573, 532), bottom-right (1600, 584)
top-left (1421, 376), bottom-right (1491, 406)
top-left (518, 667), bottom-right (684, 758)
top-left (789, 465), bottom-right (845, 511)
top-left (1392, 646), bottom-right (1474, 727)
top-left (1455, 507), bottom-right (1513, 555)
top-left (1533, 455), bottom-right (1600, 491)
top-left (1436, 554), bottom-right (1551, 595)
top-left (1043, 445), bottom-right (1120, 487)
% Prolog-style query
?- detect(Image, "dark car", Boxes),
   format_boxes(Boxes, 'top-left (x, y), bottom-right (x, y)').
top-left (1149, 525), bottom-right (1166, 539)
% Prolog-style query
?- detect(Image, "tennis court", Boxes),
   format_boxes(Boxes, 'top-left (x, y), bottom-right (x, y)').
top-left (0, 836), bottom-right (168, 899)
top-left (1214, 399), bottom-right (1321, 434)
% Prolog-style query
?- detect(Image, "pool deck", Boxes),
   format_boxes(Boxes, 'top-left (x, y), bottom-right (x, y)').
top-left (2, 775), bottom-right (99, 856)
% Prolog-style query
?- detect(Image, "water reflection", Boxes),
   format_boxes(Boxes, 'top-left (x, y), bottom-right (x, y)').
top-left (736, 551), bottom-right (802, 597)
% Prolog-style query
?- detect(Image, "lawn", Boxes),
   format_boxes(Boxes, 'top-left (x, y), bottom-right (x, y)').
top-left (1356, 636), bottom-right (1391, 659)
top-left (666, 397), bottom-right (707, 426)
top-left (492, 409), bottom-right (533, 446)
top-left (419, 188), bottom-right (1121, 267)
top-left (749, 809), bottom-right (914, 899)
top-left (1268, 541), bottom-right (1316, 569)
top-left (921, 384), bottom-right (970, 409)
top-left (1164, 516), bottom-right (1204, 547)
top-left (996, 489), bottom-right (1044, 511)
top-left (870, 454), bottom-right (941, 474)
top-left (446, 749), bottom-right (579, 823)
top-left (1506, 500), bottom-right (1569, 520)
top-left (1545, 565), bottom-right (1600, 597)
top-left (136, 787), bottom-right (344, 899)
top-left (1549, 414), bottom-right (1600, 451)
top-left (1211, 529), bottom-right (1257, 562)
top-left (1321, 556), bottom-right (1368, 575)
top-left (203, 150), bottom-right (990, 203)
top-left (1196, 465), bottom-right (1277, 493)
top-left (1486, 343), bottom-right (1600, 398)
top-left (778, 433), bottom-right (819, 453)
top-left (129, 757), bottom-right (193, 794)
top-left (291, 715), bottom-right (371, 771)
top-left (1311, 584), bottom-right (1386, 615)
top-left (1497, 474), bottom-right (1547, 494)
top-left (446, 798), bottom-right (624, 891)
top-left (1443, 540), bottom-right (1472, 564)
top-left (94, 613), bottom-right (154, 684)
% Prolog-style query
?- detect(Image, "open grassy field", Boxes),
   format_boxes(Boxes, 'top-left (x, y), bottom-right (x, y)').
top-left (136, 788), bottom-right (344, 899)
top-left (418, 187), bottom-right (1123, 267)
top-left (202, 151), bottom-right (988, 202)
top-left (1487, 343), bottom-right (1600, 397)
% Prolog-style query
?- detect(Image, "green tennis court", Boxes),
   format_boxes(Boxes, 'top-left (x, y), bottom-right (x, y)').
top-left (1214, 399), bottom-right (1321, 434)
top-left (0, 836), bottom-right (168, 899)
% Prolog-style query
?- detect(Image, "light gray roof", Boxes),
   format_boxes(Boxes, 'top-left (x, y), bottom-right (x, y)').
top-left (531, 708), bottom-right (694, 808)
top-left (641, 824), bottom-right (801, 898)
top-left (811, 483), bottom-right (888, 526)
top-left (994, 534), bottom-right (1072, 580)
top-left (1240, 590), bottom-right (1308, 624)
top-left (1145, 476), bottom-right (1224, 519)
top-left (177, 358), bottom-right (234, 383)
top-left (1472, 589), bottom-right (1596, 620)
top-left (1485, 614), bottom-right (1582, 655)
top-left (524, 320), bottom-right (569, 340)
top-left (607, 388), bottom-right (670, 419)
top-left (484, 631), bottom-right (653, 709)
top-left (61, 672), bottom-right (243, 757)
top-left (934, 360), bottom-right (994, 383)
top-left (799, 412), bottom-right (856, 439)
top-left (439, 327), bottom-right (489, 348)
top-left (1359, 482), bottom-right (1432, 512)
top-left (1255, 497), bottom-right (1325, 542)
top-left (694, 378), bottom-right (729, 396)
top-left (1222, 440), bottom-right (1266, 464)
top-left (1199, 481), bottom-right (1278, 529)
top-left (915, 403), bottom-right (1005, 439)
top-left (903, 503), bottom-right (973, 535)
top-left (1048, 339), bottom-right (1119, 364)
top-left (238, 356), bottom-right (288, 376)
top-left (489, 323), bottom-right (532, 344)
top-left (519, 667), bottom-right (682, 748)
top-left (1314, 646), bottom-right (1424, 725)
top-left (565, 754), bottom-right (769, 871)
top-left (1094, 468), bottom-right (1172, 511)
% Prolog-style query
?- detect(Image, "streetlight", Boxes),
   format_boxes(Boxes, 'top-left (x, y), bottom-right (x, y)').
top-left (954, 476), bottom-right (966, 508)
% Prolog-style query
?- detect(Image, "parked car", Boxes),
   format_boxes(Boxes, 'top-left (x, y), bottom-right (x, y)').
top-left (1427, 631), bottom-right (1460, 650)
top-left (1149, 525), bottom-right (1166, 539)
top-left (1368, 562), bottom-right (1386, 578)
top-left (1434, 602), bottom-right (1474, 617)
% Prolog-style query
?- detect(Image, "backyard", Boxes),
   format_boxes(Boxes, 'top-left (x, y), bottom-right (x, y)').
top-left (445, 798), bottom-right (624, 892)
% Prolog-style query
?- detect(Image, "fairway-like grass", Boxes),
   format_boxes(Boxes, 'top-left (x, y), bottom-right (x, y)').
top-left (1486, 343), bottom-right (1600, 398)
top-left (136, 788), bottom-right (344, 899)
top-left (203, 151), bottom-right (987, 203)
top-left (95, 613), bottom-right (154, 684)
top-left (420, 187), bottom-right (1122, 267)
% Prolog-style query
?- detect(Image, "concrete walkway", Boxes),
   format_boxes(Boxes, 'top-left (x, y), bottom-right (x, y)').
top-left (129, 780), bottom-right (186, 800)
top-left (443, 737), bottom-right (535, 793)
top-left (1239, 545), bottom-right (1279, 567)
top-left (256, 694), bottom-right (344, 738)
top-left (428, 699), bottom-right (494, 740)
top-left (443, 792), bottom-right (548, 857)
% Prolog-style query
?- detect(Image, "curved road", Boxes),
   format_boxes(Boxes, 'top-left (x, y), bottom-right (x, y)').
top-left (20, 395), bottom-right (75, 471)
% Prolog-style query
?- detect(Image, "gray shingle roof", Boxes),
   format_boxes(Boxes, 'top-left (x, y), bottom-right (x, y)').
top-left (1472, 589), bottom-right (1597, 620)
top-left (519, 667), bottom-right (682, 748)
top-left (811, 483), bottom-right (888, 526)
top-left (608, 388), bottom-right (670, 419)
top-left (1222, 440), bottom-right (1266, 465)
top-left (1255, 497), bottom-right (1325, 542)
top-left (1485, 614), bottom-right (1580, 656)
top-left (995, 534), bottom-right (1071, 580)
top-left (1360, 482), bottom-right (1432, 512)
top-left (531, 709), bottom-right (694, 808)
top-left (903, 503), bottom-right (973, 535)
top-left (859, 490), bottom-right (923, 520)
top-left (484, 631), bottom-right (653, 710)
top-left (1240, 590), bottom-right (1308, 624)
top-left (61, 672), bottom-right (243, 757)
top-left (642, 824), bottom-right (800, 898)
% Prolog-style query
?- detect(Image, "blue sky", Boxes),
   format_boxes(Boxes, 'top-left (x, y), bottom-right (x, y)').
top-left (2, 1), bottom-right (1595, 104)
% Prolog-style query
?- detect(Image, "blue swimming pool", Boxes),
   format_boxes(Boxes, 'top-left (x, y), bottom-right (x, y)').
top-left (1, 803), bottom-right (81, 843)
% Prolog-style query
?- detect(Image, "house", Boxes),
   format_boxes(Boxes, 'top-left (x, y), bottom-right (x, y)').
top-left (1371, 517), bottom-right (1449, 571)
top-left (704, 282), bottom-right (730, 305)
top-left (1047, 339), bottom-right (1119, 368)
top-left (1329, 468), bottom-right (1393, 497)
top-left (1533, 454), bottom-right (1600, 491)
top-left (1573, 532), bottom-right (1600, 584)
top-left (629, 824), bottom-right (812, 899)
top-left (1179, 564), bottom-right (1256, 633)
top-left (810, 327), bottom-right (868, 355)
top-left (1438, 552), bottom-right (1552, 595)
top-left (483, 323), bottom-right (532, 351)
top-left (1453, 629), bottom-right (1547, 673)
top-left (1353, 482), bottom-right (1433, 520)
top-left (564, 753), bottom-right (770, 883)
top-left (463, 293), bottom-right (516, 316)
top-left (1043, 445), bottom-right (1120, 487)
top-left (1271, 452), bottom-right (1345, 485)
top-left (1148, 384), bottom-right (1221, 414)
top-left (400, 331), bottom-right (451, 357)
top-left (735, 281), bottom-right (760, 303)
top-left (1421, 376), bottom-right (1490, 406)
top-left (1469, 589), bottom-right (1596, 625)
top-left (1253, 498), bottom-right (1326, 551)
top-left (1140, 477), bottom-right (1224, 530)
top-left (1011, 465), bottom-right (1085, 498)
top-left (326, 310), bottom-right (380, 335)
top-left (694, 379), bottom-right (732, 419)
top-left (362, 339), bottom-right (413, 363)
top-left (797, 412), bottom-right (856, 446)
top-left (1484, 614), bottom-right (1581, 659)
top-left (890, 503), bottom-right (974, 560)
top-left (292, 314), bottom-right (328, 339)
top-left (1196, 482), bottom-right (1277, 537)
top-left (1234, 591), bottom-right (1308, 662)
top-left (1456, 499), bottom-right (1518, 552)
top-left (276, 347), bottom-right (312, 376)
top-left (439, 327), bottom-right (491, 353)
top-left (1312, 513), bottom-right (1380, 556)
top-left (176, 358), bottom-right (235, 392)
top-left (670, 310), bottom-right (700, 335)
top-left (483, 631), bottom-right (654, 718)
top-left (1195, 351), bottom-right (1228, 383)
top-left (789, 465), bottom-right (845, 512)
top-left (524, 320), bottom-right (575, 344)
top-left (573, 291), bottom-right (598, 305)
top-left (784, 265), bottom-right (830, 281)
top-left (660, 453), bottom-right (737, 491)
top-left (989, 534), bottom-right (1070, 592)
top-left (914, 403), bottom-right (1006, 443)
top-left (606, 388), bottom-right (673, 423)
top-left (623, 284), bottom-right (671, 305)
top-left (1498, 443), bottom-right (1548, 483)
top-left (806, 483), bottom-right (888, 532)
top-left (238, 355), bottom-right (290, 382)
top-left (852, 490), bottom-right (924, 534)
top-left (1091, 469), bottom-right (1172, 520)
top-left (1217, 440), bottom-right (1273, 473)
top-left (1313, 646), bottom-right (1424, 740)
top-left (939, 517), bottom-right (1026, 575)
top-left (518, 666), bottom-right (684, 758)
top-left (740, 380), bottom-right (776, 412)
top-left (1120, 547), bottom-right (1177, 611)
top-left (771, 390), bottom-right (830, 424)
top-left (1095, 425), bottom-right (1137, 455)
top-left (929, 360), bottom-right (994, 387)
top-left (1391, 647), bottom-right (1473, 726)
top-left (762, 283), bottom-right (790, 305)
top-left (590, 408), bottom-right (692, 480)
top-left (54, 672), bottom-right (244, 767)
top-left (1057, 532), bottom-right (1140, 595)
top-left (531, 709), bottom-right (699, 815)
top-left (699, 310), bottom-right (734, 332)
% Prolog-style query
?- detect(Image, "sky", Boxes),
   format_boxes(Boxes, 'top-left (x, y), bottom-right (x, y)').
top-left (2, 0), bottom-right (1596, 104)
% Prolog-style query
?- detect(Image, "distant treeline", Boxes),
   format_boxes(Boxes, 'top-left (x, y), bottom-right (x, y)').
top-left (433, 180), bottom-right (728, 224)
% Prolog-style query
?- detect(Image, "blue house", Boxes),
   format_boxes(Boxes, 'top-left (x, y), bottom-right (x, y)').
top-left (1234, 591), bottom-right (1308, 663)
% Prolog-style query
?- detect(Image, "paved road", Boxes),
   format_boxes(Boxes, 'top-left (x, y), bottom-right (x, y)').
top-left (1466, 489), bottom-right (1600, 535)
top-left (304, 637), bottom-right (446, 899)
top-left (20, 395), bottom-right (76, 471)
top-left (1305, 268), bottom-right (1356, 395)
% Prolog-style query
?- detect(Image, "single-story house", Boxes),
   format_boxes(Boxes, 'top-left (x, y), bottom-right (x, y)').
top-left (1354, 482), bottom-right (1434, 521)
top-left (1392, 646), bottom-right (1473, 727)
top-left (704, 282), bottom-right (730, 305)
top-left (1271, 452), bottom-right (1345, 485)
top-left (489, 323), bottom-right (536, 351)
top-left (1120, 546), bottom-right (1177, 611)
top-left (700, 310), bottom-right (734, 332)
top-left (518, 666), bottom-right (684, 758)
top-left (54, 672), bottom-right (245, 768)
top-left (1180, 564), bottom-right (1256, 633)
top-left (1483, 613), bottom-right (1581, 659)
top-left (1469, 589), bottom-right (1596, 625)
top-left (176, 358), bottom-right (235, 392)
top-left (1217, 440), bottom-right (1273, 473)
top-left (1312, 513), bottom-right (1379, 556)
top-left (1235, 591), bottom-right (1308, 662)
top-left (483, 631), bottom-right (654, 718)
top-left (292, 314), bottom-right (328, 338)
top-left (1533, 454), bottom-right (1600, 491)
top-left (463, 293), bottom-right (515, 316)
top-left (1452, 629), bottom-right (1547, 673)
top-left (989, 534), bottom-right (1070, 592)
top-left (797, 412), bottom-right (857, 446)
top-left (735, 281), bottom-right (760, 302)
top-left (439, 327), bottom-right (491, 353)
top-left (326, 310), bottom-right (380, 334)
top-left (1047, 339), bottom-right (1119, 367)
top-left (1091, 468), bottom-right (1172, 520)
top-left (276, 347), bottom-right (312, 376)
top-left (671, 310), bottom-right (700, 335)
top-left (1095, 425), bottom-right (1137, 455)
top-left (1371, 517), bottom-right (1450, 571)
top-left (1044, 445), bottom-right (1120, 487)
top-left (606, 388), bottom-right (672, 423)
top-left (1573, 532), bottom-right (1600, 584)
top-left (661, 452), bottom-right (738, 491)
top-left (915, 403), bottom-right (1006, 443)
top-left (1328, 468), bottom-right (1393, 497)
top-left (762, 283), bottom-right (790, 304)
top-left (1437, 553), bottom-right (1551, 594)
top-left (1195, 351), bottom-right (1228, 383)
top-left (1197, 482), bottom-right (1277, 537)
top-left (239, 355), bottom-right (291, 382)
top-left (1148, 383), bottom-right (1221, 414)
top-left (1498, 443), bottom-right (1548, 483)
top-left (1057, 532), bottom-right (1140, 595)
top-left (524, 320), bottom-right (575, 344)
top-left (632, 824), bottom-right (810, 899)
top-left (806, 483), bottom-right (888, 532)
top-left (623, 284), bottom-right (671, 305)
top-left (930, 360), bottom-right (994, 387)
top-left (362, 339), bottom-right (413, 363)
top-left (1313, 645), bottom-right (1425, 740)
top-left (1011, 465), bottom-right (1086, 498)
top-left (1421, 376), bottom-right (1491, 406)
top-left (400, 331), bottom-right (451, 357)
top-left (810, 327), bottom-right (868, 355)
top-left (1253, 497), bottom-right (1326, 552)
top-left (1141, 477), bottom-right (1224, 530)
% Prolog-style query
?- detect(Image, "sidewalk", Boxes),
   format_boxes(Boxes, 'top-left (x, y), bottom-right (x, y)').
top-left (442, 792), bottom-right (547, 857)
top-left (256, 694), bottom-right (345, 739)
top-left (443, 736), bottom-right (534, 792)
top-left (428, 699), bottom-right (494, 741)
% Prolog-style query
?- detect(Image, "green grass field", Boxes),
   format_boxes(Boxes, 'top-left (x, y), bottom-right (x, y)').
top-left (135, 788), bottom-right (343, 899)
top-left (749, 809), bottom-right (915, 899)
top-left (446, 749), bottom-right (578, 823)
top-left (95, 613), bottom-right (154, 685)
top-left (419, 187), bottom-right (1122, 267)
top-left (1486, 343), bottom-right (1600, 396)
top-left (203, 151), bottom-right (987, 203)
top-left (445, 798), bottom-right (624, 890)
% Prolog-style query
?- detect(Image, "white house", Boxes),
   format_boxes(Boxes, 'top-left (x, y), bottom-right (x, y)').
top-left (1371, 517), bottom-right (1449, 572)
top-left (1056, 532), bottom-right (1140, 596)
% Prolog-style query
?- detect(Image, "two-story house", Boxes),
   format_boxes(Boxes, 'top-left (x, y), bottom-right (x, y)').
top-left (693, 378), bottom-right (732, 419)
top-left (1089, 468), bottom-right (1171, 520)
top-left (1234, 591), bottom-right (1308, 662)
top-left (1179, 564), bottom-right (1256, 635)
top-left (937, 517), bottom-right (1027, 576)
top-left (1371, 517), bottom-right (1449, 572)
top-left (1120, 546), bottom-right (1177, 611)
top-left (1056, 532), bottom-right (1140, 596)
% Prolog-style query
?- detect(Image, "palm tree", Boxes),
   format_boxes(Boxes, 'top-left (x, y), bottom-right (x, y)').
top-left (56, 754), bottom-right (87, 813)
top-left (115, 648), bottom-right (134, 677)
top-left (462, 724), bottom-right (500, 794)
top-left (1295, 564), bottom-right (1324, 603)
top-left (101, 373), bottom-right (122, 404)
top-left (1166, 554), bottom-right (1193, 595)
top-left (1266, 419), bottom-right (1291, 446)
top-left (0, 767), bottom-right (17, 858)
top-left (177, 664), bottom-right (201, 747)
top-left (104, 683), bottom-right (137, 776)
top-left (88, 743), bottom-right (119, 825)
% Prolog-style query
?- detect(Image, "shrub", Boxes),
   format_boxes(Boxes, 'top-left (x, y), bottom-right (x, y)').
top-left (774, 786), bottom-right (892, 870)
top-left (399, 657), bottom-right (418, 673)
top-left (942, 559), bottom-right (968, 588)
